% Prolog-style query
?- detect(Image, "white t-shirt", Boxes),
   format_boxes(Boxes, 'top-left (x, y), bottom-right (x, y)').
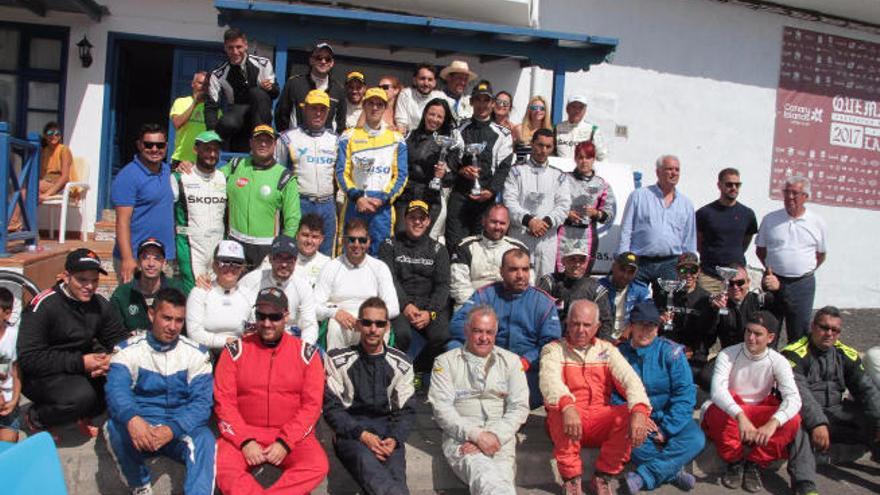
top-left (0, 322), bottom-right (18, 402)
top-left (755, 208), bottom-right (827, 277)
top-left (238, 269), bottom-right (319, 344)
top-left (186, 285), bottom-right (255, 349)
top-left (313, 255), bottom-right (400, 321)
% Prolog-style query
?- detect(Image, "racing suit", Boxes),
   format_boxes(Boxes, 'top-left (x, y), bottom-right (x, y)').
top-left (276, 126), bottom-right (339, 255)
top-left (445, 118), bottom-right (514, 250)
top-left (449, 234), bottom-right (529, 310)
top-left (223, 156), bottom-right (301, 268)
top-left (428, 346), bottom-right (529, 495)
top-left (17, 285), bottom-right (128, 427)
top-left (205, 54), bottom-right (278, 151)
top-left (336, 125), bottom-right (408, 256)
top-left (536, 273), bottom-right (612, 338)
top-left (652, 285), bottom-right (716, 361)
top-left (238, 269), bottom-right (319, 345)
top-left (597, 276), bottom-right (650, 339)
top-left (614, 337), bottom-right (705, 490)
top-left (554, 119), bottom-right (608, 160)
top-left (449, 283), bottom-right (561, 409)
top-left (540, 337), bottom-right (650, 479)
top-left (214, 332), bottom-right (328, 495)
top-left (378, 234), bottom-right (450, 372)
top-left (104, 332), bottom-right (215, 494)
top-left (557, 170), bottom-right (615, 273)
top-left (397, 128), bottom-right (462, 230)
top-left (324, 344), bottom-right (416, 495)
top-left (502, 158), bottom-right (571, 278)
top-left (171, 167), bottom-right (227, 292)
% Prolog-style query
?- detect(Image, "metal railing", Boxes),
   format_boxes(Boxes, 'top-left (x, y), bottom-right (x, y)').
top-left (0, 122), bottom-right (40, 257)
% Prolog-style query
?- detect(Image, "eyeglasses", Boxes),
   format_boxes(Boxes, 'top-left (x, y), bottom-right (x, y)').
top-left (255, 311), bottom-right (285, 322)
top-left (359, 318), bottom-right (388, 328)
top-left (45, 129), bottom-right (61, 137)
top-left (495, 101), bottom-right (511, 108)
top-left (528, 105), bottom-right (546, 112)
top-left (728, 279), bottom-right (747, 287)
top-left (142, 141), bottom-right (167, 150)
top-left (217, 261), bottom-right (244, 270)
top-left (677, 266), bottom-right (699, 275)
top-left (815, 322), bottom-right (841, 334)
top-left (782, 189), bottom-right (805, 197)
top-left (378, 84), bottom-right (393, 90)
top-left (347, 236), bottom-right (369, 245)
top-left (311, 55), bottom-right (333, 63)
top-left (723, 182), bottom-right (742, 188)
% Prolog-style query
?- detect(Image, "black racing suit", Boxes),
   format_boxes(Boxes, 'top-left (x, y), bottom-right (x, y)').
top-left (378, 234), bottom-right (450, 372)
top-left (536, 273), bottom-right (612, 340)
top-left (396, 128), bottom-right (461, 229)
top-left (653, 286), bottom-right (716, 361)
top-left (17, 284), bottom-right (128, 427)
top-left (274, 73), bottom-right (347, 133)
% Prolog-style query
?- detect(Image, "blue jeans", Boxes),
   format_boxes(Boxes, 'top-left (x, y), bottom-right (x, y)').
top-left (300, 197), bottom-right (337, 256)
top-left (631, 419), bottom-right (705, 489)
top-left (635, 255), bottom-right (678, 286)
top-left (774, 273), bottom-right (816, 345)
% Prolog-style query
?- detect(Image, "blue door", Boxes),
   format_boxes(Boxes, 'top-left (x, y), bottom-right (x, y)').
top-left (167, 48), bottom-right (226, 161)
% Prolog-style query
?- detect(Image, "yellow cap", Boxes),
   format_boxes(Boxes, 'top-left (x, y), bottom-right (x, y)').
top-left (405, 200), bottom-right (430, 216)
top-left (363, 87), bottom-right (388, 103)
top-left (301, 89), bottom-right (330, 108)
top-left (252, 124), bottom-right (276, 137)
top-left (346, 71), bottom-right (365, 83)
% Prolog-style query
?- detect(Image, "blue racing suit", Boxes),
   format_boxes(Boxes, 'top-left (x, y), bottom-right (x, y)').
top-left (449, 282), bottom-right (561, 408)
top-left (336, 126), bottom-right (408, 256)
top-left (614, 337), bottom-right (705, 490)
top-left (104, 332), bottom-right (215, 494)
top-left (598, 276), bottom-right (650, 339)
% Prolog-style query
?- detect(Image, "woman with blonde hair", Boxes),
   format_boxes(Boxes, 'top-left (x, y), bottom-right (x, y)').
top-left (513, 95), bottom-right (552, 162)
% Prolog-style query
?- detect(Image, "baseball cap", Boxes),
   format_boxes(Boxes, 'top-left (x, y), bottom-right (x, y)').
top-left (567, 95), bottom-right (588, 106)
top-left (562, 239), bottom-right (590, 258)
top-left (346, 71), bottom-right (365, 84)
top-left (630, 301), bottom-right (661, 326)
top-left (747, 310), bottom-right (780, 333)
top-left (471, 80), bottom-right (494, 99)
top-left (677, 252), bottom-right (699, 267)
top-left (363, 87), bottom-right (388, 103)
top-left (194, 130), bottom-right (222, 145)
top-left (302, 89), bottom-right (330, 108)
top-left (214, 240), bottom-right (246, 264)
top-left (271, 235), bottom-right (298, 257)
top-left (615, 251), bottom-right (639, 269)
top-left (65, 248), bottom-right (107, 275)
top-left (405, 200), bottom-right (430, 216)
top-left (137, 237), bottom-right (166, 258)
top-left (252, 124), bottom-right (276, 138)
top-left (312, 42), bottom-right (334, 55)
top-left (254, 287), bottom-right (289, 312)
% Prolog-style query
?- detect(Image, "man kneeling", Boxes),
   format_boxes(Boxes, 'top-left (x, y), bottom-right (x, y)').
top-left (105, 288), bottom-right (215, 495)
top-left (540, 300), bottom-right (651, 495)
top-left (429, 305), bottom-right (530, 494)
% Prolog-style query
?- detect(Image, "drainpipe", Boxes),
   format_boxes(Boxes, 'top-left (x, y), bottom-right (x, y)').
top-left (529, 0), bottom-right (540, 98)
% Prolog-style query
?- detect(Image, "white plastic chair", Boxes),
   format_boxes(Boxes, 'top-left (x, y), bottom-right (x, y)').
top-left (43, 157), bottom-right (90, 243)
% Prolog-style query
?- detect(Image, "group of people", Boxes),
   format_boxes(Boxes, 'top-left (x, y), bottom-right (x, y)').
top-left (0, 26), bottom-right (878, 495)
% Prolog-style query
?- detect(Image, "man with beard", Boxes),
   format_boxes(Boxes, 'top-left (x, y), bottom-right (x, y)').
top-left (395, 63), bottom-right (445, 133)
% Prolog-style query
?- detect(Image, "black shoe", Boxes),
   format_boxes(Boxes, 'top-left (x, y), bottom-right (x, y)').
top-left (721, 461), bottom-right (743, 489)
top-left (742, 461), bottom-right (763, 493)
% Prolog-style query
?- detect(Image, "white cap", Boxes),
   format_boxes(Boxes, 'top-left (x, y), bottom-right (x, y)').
top-left (562, 239), bottom-right (590, 258)
top-left (567, 95), bottom-right (588, 106)
top-left (215, 240), bottom-right (246, 263)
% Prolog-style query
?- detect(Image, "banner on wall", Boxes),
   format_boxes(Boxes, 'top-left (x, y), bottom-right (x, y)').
top-left (771, 26), bottom-right (880, 209)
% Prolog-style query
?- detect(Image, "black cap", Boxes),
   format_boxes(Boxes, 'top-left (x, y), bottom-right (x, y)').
top-left (271, 235), bottom-right (298, 257)
top-left (630, 301), bottom-right (661, 326)
top-left (65, 248), bottom-right (108, 275)
top-left (255, 287), bottom-right (288, 312)
top-left (312, 41), bottom-right (334, 55)
top-left (471, 80), bottom-right (494, 99)
top-left (137, 237), bottom-right (166, 258)
top-left (747, 310), bottom-right (779, 333)
top-left (615, 251), bottom-right (639, 269)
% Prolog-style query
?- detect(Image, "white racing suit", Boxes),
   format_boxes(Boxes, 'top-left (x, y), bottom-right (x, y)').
top-left (448, 235), bottom-right (531, 311)
top-left (502, 159), bottom-right (571, 279)
top-left (171, 168), bottom-right (227, 292)
top-left (428, 346), bottom-right (530, 495)
top-left (555, 120), bottom-right (609, 160)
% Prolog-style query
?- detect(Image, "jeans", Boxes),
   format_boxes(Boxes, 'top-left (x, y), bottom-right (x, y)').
top-left (635, 255), bottom-right (678, 289)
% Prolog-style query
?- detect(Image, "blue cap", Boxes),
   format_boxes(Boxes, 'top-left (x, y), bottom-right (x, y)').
top-left (630, 301), bottom-right (661, 326)
top-left (271, 235), bottom-right (298, 257)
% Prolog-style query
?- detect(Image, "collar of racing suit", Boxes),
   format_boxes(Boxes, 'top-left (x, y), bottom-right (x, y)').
top-left (572, 169), bottom-right (595, 181)
top-left (146, 331), bottom-right (179, 353)
top-left (301, 126), bottom-right (327, 138)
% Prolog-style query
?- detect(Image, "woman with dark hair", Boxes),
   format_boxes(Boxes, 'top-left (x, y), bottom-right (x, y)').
top-left (557, 140), bottom-right (616, 274)
top-left (492, 91), bottom-right (517, 138)
top-left (396, 98), bottom-right (463, 229)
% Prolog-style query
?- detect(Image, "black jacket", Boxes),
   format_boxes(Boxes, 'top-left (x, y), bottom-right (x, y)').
top-left (205, 54), bottom-right (280, 129)
top-left (17, 285), bottom-right (128, 380)
top-left (378, 234), bottom-right (450, 313)
top-left (536, 273), bottom-right (612, 339)
top-left (453, 118), bottom-right (513, 195)
top-left (274, 73), bottom-right (346, 133)
top-left (712, 290), bottom-right (775, 349)
top-left (400, 129), bottom-right (461, 205)
top-left (653, 285), bottom-right (716, 359)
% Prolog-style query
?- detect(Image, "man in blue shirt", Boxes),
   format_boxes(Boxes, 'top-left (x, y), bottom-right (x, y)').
top-left (111, 123), bottom-right (176, 283)
top-left (598, 252), bottom-right (650, 342)
top-left (618, 155), bottom-right (696, 286)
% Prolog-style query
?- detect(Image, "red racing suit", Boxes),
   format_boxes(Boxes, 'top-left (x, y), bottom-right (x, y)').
top-left (214, 332), bottom-right (328, 494)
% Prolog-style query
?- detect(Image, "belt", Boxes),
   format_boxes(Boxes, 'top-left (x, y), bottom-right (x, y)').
top-left (229, 229), bottom-right (274, 246)
top-left (639, 254), bottom-right (678, 262)
top-left (777, 271), bottom-right (814, 283)
top-left (301, 194), bottom-right (335, 203)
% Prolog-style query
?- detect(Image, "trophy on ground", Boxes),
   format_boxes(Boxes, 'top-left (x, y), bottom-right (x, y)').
top-left (656, 278), bottom-right (686, 333)
top-left (465, 142), bottom-right (487, 196)
top-left (430, 133), bottom-right (457, 191)
top-left (715, 266), bottom-right (740, 316)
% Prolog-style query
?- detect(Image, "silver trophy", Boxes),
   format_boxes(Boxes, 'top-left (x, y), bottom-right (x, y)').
top-left (352, 156), bottom-right (375, 191)
top-left (715, 266), bottom-right (740, 316)
top-left (657, 278), bottom-right (686, 332)
top-left (430, 133), bottom-right (457, 191)
top-left (465, 142), bottom-right (487, 196)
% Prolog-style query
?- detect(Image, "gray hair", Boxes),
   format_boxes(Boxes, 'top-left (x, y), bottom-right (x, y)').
top-left (655, 154), bottom-right (680, 170)
top-left (567, 299), bottom-right (600, 324)
top-left (785, 175), bottom-right (811, 197)
top-left (465, 305), bottom-right (498, 330)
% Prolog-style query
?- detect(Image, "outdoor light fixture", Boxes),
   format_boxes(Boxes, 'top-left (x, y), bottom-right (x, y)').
top-left (77, 35), bottom-right (93, 68)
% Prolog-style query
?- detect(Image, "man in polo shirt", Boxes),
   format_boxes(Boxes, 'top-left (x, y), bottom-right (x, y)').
top-left (110, 238), bottom-right (184, 333)
top-left (112, 123), bottom-right (176, 283)
top-left (756, 175), bottom-right (827, 344)
top-left (696, 167), bottom-right (758, 294)
top-left (344, 71), bottom-right (367, 129)
top-left (618, 154), bottom-right (696, 287)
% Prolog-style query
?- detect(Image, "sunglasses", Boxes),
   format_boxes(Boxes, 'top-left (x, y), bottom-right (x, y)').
top-left (815, 322), bottom-right (841, 334)
top-left (255, 311), bottom-right (285, 322)
top-left (45, 129), bottom-right (61, 137)
top-left (347, 236), bottom-right (369, 245)
top-left (528, 105), bottom-right (546, 111)
top-left (495, 101), bottom-right (511, 108)
top-left (728, 279), bottom-right (747, 287)
top-left (312, 55), bottom-right (333, 63)
top-left (359, 318), bottom-right (388, 328)
top-left (724, 182), bottom-right (742, 188)
top-left (677, 266), bottom-right (698, 275)
top-left (142, 141), bottom-right (167, 150)
top-left (379, 84), bottom-right (393, 90)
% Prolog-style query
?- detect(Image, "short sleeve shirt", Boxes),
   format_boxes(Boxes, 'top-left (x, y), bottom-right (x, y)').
top-left (169, 96), bottom-right (206, 163)
top-left (755, 208), bottom-right (827, 277)
top-left (111, 157), bottom-right (176, 260)
top-left (695, 201), bottom-right (758, 276)
top-left (0, 322), bottom-right (18, 402)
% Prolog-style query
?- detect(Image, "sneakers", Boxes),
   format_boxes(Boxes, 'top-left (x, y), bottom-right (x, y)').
top-left (671, 469), bottom-right (696, 491)
top-left (625, 472), bottom-right (644, 494)
top-left (562, 476), bottom-right (583, 495)
top-left (742, 461), bottom-right (763, 493)
top-left (131, 485), bottom-right (153, 495)
top-left (721, 461), bottom-right (743, 489)
top-left (587, 474), bottom-right (614, 495)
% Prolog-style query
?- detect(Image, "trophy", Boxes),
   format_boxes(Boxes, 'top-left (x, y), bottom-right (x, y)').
top-left (715, 266), bottom-right (740, 316)
top-left (430, 132), bottom-right (457, 191)
top-left (465, 142), bottom-right (487, 196)
top-left (352, 156), bottom-right (375, 191)
top-left (656, 278), bottom-right (686, 332)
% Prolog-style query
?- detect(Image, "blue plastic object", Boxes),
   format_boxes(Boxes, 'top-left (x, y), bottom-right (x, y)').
top-left (0, 432), bottom-right (68, 494)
